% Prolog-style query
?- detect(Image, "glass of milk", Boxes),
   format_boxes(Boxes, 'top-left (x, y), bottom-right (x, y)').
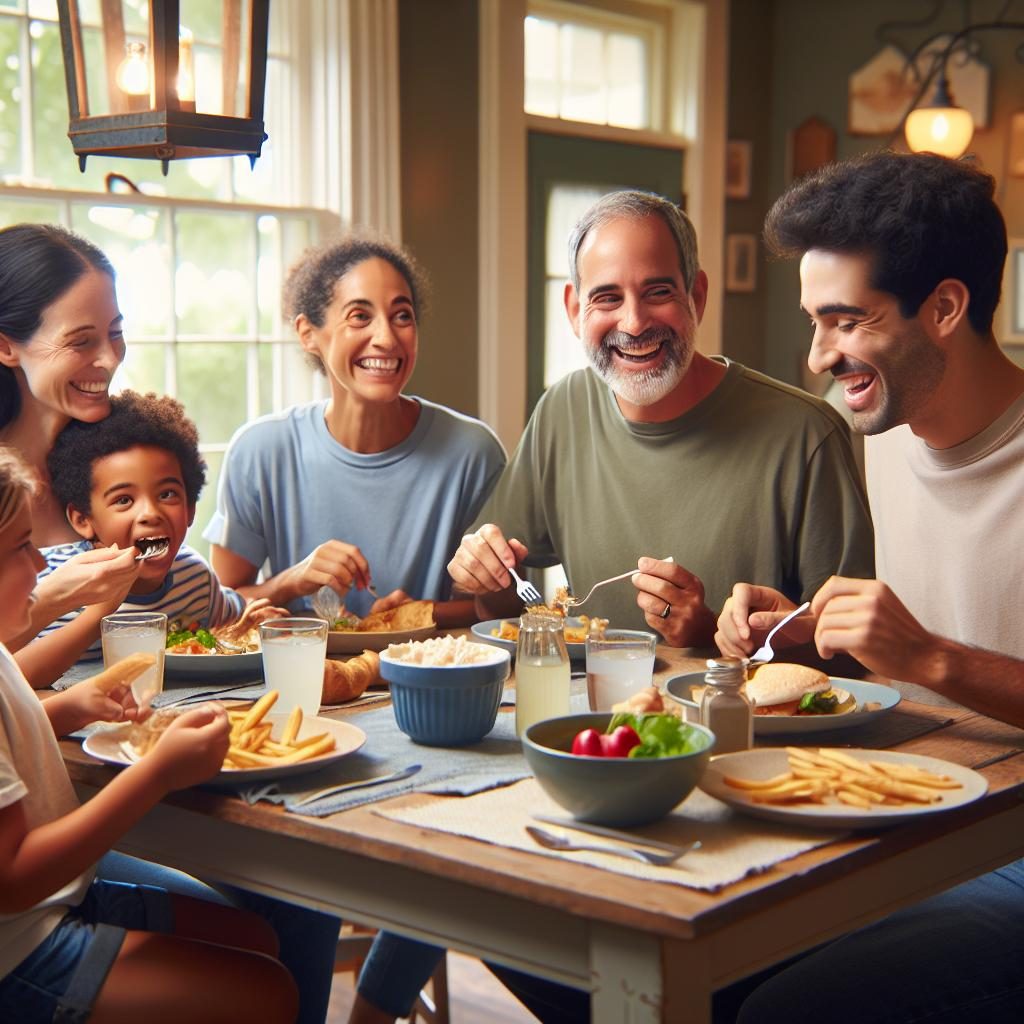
top-left (259, 617), bottom-right (329, 718)
top-left (585, 630), bottom-right (658, 712)
top-left (100, 611), bottom-right (168, 707)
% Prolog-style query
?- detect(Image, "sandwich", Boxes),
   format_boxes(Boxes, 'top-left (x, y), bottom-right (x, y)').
top-left (745, 663), bottom-right (855, 716)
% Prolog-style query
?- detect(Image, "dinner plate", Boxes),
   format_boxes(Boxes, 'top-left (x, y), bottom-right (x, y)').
top-left (471, 618), bottom-right (588, 659)
top-left (664, 674), bottom-right (901, 735)
top-left (700, 747), bottom-right (988, 829)
top-left (164, 650), bottom-right (264, 685)
top-left (82, 712), bottom-right (367, 785)
top-left (327, 625), bottom-right (437, 654)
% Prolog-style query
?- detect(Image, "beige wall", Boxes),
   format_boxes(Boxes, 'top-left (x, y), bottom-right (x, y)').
top-left (398, 0), bottom-right (481, 417)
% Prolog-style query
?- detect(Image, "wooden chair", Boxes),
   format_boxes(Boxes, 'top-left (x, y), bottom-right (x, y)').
top-left (335, 924), bottom-right (449, 1024)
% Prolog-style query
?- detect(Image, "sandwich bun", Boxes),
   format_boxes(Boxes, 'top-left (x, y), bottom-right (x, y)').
top-left (745, 663), bottom-right (854, 716)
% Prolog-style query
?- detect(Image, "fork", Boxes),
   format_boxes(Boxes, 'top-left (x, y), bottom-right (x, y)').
top-left (748, 600), bottom-right (811, 664)
top-left (508, 566), bottom-right (543, 605)
top-left (287, 764), bottom-right (422, 808)
top-left (562, 556), bottom-right (674, 611)
top-left (135, 539), bottom-right (170, 561)
top-left (524, 825), bottom-right (687, 866)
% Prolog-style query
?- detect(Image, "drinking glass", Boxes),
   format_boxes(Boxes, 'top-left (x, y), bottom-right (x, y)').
top-left (585, 630), bottom-right (658, 712)
top-left (515, 612), bottom-right (571, 737)
top-left (100, 611), bottom-right (167, 706)
top-left (259, 617), bottom-right (329, 718)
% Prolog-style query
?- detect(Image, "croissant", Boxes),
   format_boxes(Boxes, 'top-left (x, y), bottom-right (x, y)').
top-left (322, 650), bottom-right (380, 704)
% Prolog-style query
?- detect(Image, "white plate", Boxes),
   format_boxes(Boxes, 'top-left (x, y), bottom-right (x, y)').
top-left (164, 650), bottom-right (264, 684)
top-left (700, 747), bottom-right (988, 829)
top-left (665, 675), bottom-right (901, 735)
top-left (471, 618), bottom-right (589, 659)
top-left (327, 625), bottom-right (437, 654)
top-left (82, 712), bottom-right (367, 784)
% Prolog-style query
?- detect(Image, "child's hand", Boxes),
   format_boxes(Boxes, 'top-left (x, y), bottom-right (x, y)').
top-left (46, 678), bottom-right (142, 736)
top-left (147, 705), bottom-right (231, 790)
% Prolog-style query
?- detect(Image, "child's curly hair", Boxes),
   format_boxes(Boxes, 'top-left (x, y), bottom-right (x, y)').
top-left (48, 391), bottom-right (207, 512)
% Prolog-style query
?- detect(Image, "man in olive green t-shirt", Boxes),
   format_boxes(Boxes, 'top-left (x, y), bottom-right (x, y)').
top-left (449, 189), bottom-right (873, 646)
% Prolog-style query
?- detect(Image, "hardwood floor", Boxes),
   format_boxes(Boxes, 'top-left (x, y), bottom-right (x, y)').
top-left (327, 951), bottom-right (538, 1023)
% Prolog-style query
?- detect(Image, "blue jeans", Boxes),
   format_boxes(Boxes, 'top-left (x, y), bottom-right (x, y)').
top-left (98, 852), bottom-right (341, 1024)
top-left (357, 931), bottom-right (445, 1017)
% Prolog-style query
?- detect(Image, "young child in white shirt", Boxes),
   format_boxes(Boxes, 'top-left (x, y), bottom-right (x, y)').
top-left (0, 446), bottom-right (298, 1023)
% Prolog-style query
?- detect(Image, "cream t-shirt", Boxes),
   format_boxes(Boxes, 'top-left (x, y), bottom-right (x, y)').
top-left (0, 643), bottom-right (94, 977)
top-left (866, 392), bottom-right (1024, 660)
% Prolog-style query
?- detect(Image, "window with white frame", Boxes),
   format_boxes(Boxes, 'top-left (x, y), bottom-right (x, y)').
top-left (0, 0), bottom-right (340, 558)
top-left (524, 2), bottom-right (664, 131)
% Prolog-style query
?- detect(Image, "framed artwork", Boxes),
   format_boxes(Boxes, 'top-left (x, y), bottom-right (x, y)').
top-left (1001, 238), bottom-right (1024, 343)
top-left (725, 140), bottom-right (752, 199)
top-left (725, 234), bottom-right (757, 293)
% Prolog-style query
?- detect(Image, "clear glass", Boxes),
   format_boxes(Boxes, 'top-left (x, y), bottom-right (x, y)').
top-left (700, 657), bottom-right (752, 754)
top-left (259, 617), bottom-right (328, 718)
top-left (585, 629), bottom-right (657, 712)
top-left (515, 612), bottom-right (571, 737)
top-left (100, 611), bottom-right (167, 706)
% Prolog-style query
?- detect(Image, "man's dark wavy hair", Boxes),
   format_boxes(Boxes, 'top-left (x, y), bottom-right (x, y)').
top-left (48, 390), bottom-right (206, 512)
top-left (764, 151), bottom-right (1006, 334)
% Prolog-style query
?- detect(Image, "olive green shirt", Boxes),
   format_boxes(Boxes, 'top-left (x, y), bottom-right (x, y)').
top-left (477, 360), bottom-right (874, 630)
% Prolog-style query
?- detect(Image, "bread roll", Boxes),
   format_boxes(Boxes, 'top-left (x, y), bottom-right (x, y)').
top-left (322, 651), bottom-right (380, 704)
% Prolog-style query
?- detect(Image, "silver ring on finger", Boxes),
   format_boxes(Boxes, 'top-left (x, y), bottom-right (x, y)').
top-left (660, 602), bottom-right (672, 620)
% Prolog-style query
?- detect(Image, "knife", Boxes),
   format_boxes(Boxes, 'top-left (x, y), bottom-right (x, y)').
top-left (532, 814), bottom-right (699, 855)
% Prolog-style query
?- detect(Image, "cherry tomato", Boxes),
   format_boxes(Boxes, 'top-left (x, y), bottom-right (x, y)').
top-left (603, 724), bottom-right (642, 758)
top-left (571, 728), bottom-right (605, 757)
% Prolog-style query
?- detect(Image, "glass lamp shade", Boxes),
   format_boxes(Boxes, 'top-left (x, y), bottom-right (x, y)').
top-left (904, 104), bottom-right (975, 158)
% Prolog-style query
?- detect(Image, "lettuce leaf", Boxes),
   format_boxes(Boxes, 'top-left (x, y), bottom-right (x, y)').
top-left (607, 712), bottom-right (697, 758)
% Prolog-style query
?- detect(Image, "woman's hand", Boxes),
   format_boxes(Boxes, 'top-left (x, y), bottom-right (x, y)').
top-left (34, 544), bottom-right (140, 618)
top-left (277, 540), bottom-right (371, 603)
top-left (147, 705), bottom-right (231, 791)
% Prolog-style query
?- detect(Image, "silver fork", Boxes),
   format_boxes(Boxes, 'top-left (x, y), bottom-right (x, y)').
top-left (135, 539), bottom-right (170, 561)
top-left (508, 566), bottom-right (543, 605)
top-left (561, 556), bottom-right (673, 611)
top-left (748, 600), bottom-right (811, 664)
top-left (524, 825), bottom-right (688, 866)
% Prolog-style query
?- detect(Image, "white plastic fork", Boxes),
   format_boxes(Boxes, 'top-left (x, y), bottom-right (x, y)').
top-left (135, 539), bottom-right (169, 561)
top-left (508, 565), bottom-right (543, 605)
top-left (562, 556), bottom-right (674, 611)
top-left (748, 600), bottom-right (811, 664)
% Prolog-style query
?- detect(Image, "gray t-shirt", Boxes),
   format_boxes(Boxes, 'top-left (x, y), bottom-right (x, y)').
top-left (477, 361), bottom-right (874, 630)
top-left (204, 397), bottom-right (506, 615)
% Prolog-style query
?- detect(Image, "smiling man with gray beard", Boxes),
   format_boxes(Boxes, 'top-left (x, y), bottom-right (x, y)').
top-left (449, 189), bottom-right (875, 648)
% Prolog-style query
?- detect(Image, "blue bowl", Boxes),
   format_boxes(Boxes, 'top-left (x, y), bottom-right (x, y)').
top-left (523, 713), bottom-right (715, 826)
top-left (380, 646), bottom-right (511, 746)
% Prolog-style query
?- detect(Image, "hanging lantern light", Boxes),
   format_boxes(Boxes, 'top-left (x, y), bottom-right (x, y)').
top-left (904, 71), bottom-right (975, 159)
top-left (56, 0), bottom-right (270, 175)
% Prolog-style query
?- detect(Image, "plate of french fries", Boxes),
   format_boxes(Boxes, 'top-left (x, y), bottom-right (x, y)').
top-left (82, 693), bottom-right (367, 784)
top-left (699, 747), bottom-right (988, 829)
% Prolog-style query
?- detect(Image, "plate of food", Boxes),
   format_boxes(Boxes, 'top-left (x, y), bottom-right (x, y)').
top-left (471, 617), bottom-right (598, 658)
top-left (82, 702), bottom-right (367, 785)
top-left (164, 621), bottom-right (264, 684)
top-left (700, 746), bottom-right (988, 829)
top-left (665, 664), bottom-right (900, 735)
top-left (326, 600), bottom-right (438, 654)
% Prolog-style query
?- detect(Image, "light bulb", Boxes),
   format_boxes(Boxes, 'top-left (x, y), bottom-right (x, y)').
top-left (177, 29), bottom-right (195, 104)
top-left (905, 105), bottom-right (974, 158)
top-left (115, 41), bottom-right (149, 96)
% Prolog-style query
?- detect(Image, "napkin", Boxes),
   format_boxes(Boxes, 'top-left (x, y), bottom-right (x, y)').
top-left (375, 777), bottom-right (841, 892)
top-left (236, 703), bottom-right (531, 817)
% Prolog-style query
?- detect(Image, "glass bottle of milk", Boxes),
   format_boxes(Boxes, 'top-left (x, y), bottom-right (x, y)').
top-left (515, 612), bottom-right (571, 737)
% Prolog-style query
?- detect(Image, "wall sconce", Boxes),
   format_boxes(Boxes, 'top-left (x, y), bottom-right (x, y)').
top-left (900, 18), bottom-right (1024, 159)
top-left (56, 0), bottom-right (270, 175)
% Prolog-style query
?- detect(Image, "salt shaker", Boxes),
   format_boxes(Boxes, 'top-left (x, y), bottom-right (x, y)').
top-left (699, 656), bottom-right (752, 754)
top-left (515, 612), bottom-right (571, 737)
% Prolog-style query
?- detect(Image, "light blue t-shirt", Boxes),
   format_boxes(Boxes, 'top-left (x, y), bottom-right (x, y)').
top-left (202, 397), bottom-right (506, 616)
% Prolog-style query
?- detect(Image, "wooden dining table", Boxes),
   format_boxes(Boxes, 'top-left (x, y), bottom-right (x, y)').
top-left (61, 640), bottom-right (1024, 1024)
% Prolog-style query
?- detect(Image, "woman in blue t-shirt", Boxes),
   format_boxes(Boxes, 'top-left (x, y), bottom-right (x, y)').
top-left (205, 237), bottom-right (506, 626)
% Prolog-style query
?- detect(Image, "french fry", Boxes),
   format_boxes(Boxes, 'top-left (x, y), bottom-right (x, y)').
top-left (281, 706), bottom-right (303, 745)
top-left (239, 690), bottom-right (279, 732)
top-left (723, 772), bottom-right (795, 790)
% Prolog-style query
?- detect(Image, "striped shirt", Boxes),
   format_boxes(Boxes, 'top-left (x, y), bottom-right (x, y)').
top-left (36, 542), bottom-right (245, 666)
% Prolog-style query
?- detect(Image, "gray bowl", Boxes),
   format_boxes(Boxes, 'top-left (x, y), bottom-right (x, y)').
top-left (379, 647), bottom-right (510, 746)
top-left (522, 712), bottom-right (715, 826)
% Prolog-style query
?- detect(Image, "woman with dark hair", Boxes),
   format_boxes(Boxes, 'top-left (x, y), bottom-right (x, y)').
top-left (204, 235), bottom-right (506, 626)
top-left (0, 224), bottom-right (140, 651)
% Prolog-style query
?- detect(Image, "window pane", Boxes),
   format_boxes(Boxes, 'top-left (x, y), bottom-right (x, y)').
top-left (0, 16), bottom-right (21, 178)
top-left (232, 55), bottom-right (283, 203)
top-left (175, 211), bottom-right (253, 336)
top-left (0, 196), bottom-right (61, 224)
top-left (607, 33), bottom-right (646, 130)
top-left (177, 342), bottom-right (247, 443)
top-left (559, 24), bottom-right (605, 125)
top-left (114, 339), bottom-right (166, 395)
top-left (70, 203), bottom-right (172, 337)
top-left (30, 19), bottom-right (76, 184)
top-left (524, 16), bottom-right (558, 118)
top-left (545, 183), bottom-right (602, 276)
top-left (256, 213), bottom-right (280, 336)
top-left (544, 278), bottom-right (587, 387)
top-left (257, 340), bottom-right (274, 414)
top-left (188, 448), bottom-right (222, 560)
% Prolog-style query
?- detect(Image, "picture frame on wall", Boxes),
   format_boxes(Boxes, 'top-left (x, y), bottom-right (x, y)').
top-left (1001, 238), bottom-right (1024, 344)
top-left (725, 234), bottom-right (757, 293)
top-left (725, 140), bottom-right (752, 199)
